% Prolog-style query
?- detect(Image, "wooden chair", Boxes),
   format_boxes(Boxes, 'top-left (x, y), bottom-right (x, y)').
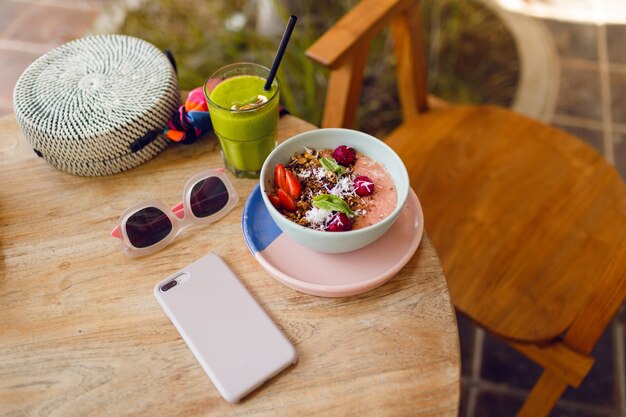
top-left (306, 1), bottom-right (626, 416)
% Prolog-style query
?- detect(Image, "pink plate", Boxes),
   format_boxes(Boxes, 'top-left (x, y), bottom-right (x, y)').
top-left (242, 185), bottom-right (424, 297)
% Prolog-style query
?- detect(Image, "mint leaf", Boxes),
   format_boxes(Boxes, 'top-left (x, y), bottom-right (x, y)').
top-left (320, 157), bottom-right (346, 175)
top-left (312, 194), bottom-right (353, 216)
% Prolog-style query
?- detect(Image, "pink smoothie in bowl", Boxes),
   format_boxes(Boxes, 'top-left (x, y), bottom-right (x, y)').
top-left (266, 145), bottom-right (397, 232)
top-left (351, 153), bottom-right (397, 229)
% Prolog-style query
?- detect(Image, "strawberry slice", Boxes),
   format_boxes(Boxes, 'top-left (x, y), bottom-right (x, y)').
top-left (274, 164), bottom-right (287, 191)
top-left (268, 194), bottom-right (281, 209)
top-left (278, 189), bottom-right (297, 211)
top-left (284, 170), bottom-right (302, 198)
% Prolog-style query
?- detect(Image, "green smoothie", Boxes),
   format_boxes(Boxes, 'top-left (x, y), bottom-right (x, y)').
top-left (207, 73), bottom-right (279, 178)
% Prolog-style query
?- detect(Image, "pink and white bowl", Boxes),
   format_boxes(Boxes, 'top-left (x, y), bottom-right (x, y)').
top-left (259, 128), bottom-right (410, 254)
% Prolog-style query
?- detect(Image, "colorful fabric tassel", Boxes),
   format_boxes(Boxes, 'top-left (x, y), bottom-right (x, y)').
top-left (164, 86), bottom-right (212, 145)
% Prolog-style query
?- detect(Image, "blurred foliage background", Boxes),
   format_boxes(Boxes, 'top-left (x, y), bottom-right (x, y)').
top-left (119, 0), bottom-right (519, 137)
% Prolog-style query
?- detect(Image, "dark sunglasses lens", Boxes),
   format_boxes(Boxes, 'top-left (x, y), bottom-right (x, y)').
top-left (190, 177), bottom-right (229, 218)
top-left (126, 207), bottom-right (173, 248)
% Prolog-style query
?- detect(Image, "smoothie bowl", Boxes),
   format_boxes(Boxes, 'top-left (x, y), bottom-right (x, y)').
top-left (259, 128), bottom-right (410, 253)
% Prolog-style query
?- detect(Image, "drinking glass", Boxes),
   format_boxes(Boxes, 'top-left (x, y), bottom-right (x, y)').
top-left (204, 63), bottom-right (279, 179)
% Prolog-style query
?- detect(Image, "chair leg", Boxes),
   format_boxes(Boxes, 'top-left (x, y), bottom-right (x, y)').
top-left (516, 369), bottom-right (568, 417)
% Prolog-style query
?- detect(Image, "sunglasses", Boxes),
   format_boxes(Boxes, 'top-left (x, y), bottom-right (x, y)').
top-left (111, 169), bottom-right (239, 257)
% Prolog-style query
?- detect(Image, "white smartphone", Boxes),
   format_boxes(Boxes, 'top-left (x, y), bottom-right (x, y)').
top-left (153, 253), bottom-right (297, 403)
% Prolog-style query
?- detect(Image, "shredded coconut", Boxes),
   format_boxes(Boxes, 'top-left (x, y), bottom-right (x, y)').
top-left (313, 167), bottom-right (326, 180)
top-left (330, 176), bottom-right (355, 198)
top-left (297, 169), bottom-right (312, 179)
top-left (305, 207), bottom-right (332, 228)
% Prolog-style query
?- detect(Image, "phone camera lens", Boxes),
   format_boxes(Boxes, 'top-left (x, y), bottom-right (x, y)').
top-left (160, 280), bottom-right (178, 292)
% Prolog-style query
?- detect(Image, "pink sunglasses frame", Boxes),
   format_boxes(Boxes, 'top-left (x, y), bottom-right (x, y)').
top-left (111, 169), bottom-right (239, 257)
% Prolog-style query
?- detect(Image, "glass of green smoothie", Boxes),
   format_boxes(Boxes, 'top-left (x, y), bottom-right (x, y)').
top-left (204, 63), bottom-right (279, 178)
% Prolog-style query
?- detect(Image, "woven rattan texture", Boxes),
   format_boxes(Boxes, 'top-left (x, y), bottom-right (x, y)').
top-left (13, 35), bottom-right (180, 176)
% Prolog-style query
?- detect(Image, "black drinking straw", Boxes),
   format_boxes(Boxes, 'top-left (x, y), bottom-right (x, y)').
top-left (264, 15), bottom-right (298, 91)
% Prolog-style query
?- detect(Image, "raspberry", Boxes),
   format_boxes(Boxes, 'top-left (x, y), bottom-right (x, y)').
top-left (326, 213), bottom-right (352, 232)
top-left (332, 145), bottom-right (356, 166)
top-left (354, 176), bottom-right (375, 196)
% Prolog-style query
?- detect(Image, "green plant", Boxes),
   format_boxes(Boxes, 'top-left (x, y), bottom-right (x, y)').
top-left (118, 0), bottom-right (518, 136)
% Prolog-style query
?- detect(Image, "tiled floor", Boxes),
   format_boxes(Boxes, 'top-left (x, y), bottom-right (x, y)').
top-left (545, 21), bottom-right (626, 173)
top-left (460, 311), bottom-right (626, 417)
top-left (0, 2), bottom-right (624, 416)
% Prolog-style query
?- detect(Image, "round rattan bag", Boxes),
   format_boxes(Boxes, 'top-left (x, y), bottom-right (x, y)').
top-left (13, 34), bottom-right (180, 176)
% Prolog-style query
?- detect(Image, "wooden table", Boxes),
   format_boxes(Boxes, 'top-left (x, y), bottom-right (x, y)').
top-left (0, 113), bottom-right (460, 416)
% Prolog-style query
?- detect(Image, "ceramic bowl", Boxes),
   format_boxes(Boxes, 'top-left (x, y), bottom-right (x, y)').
top-left (259, 128), bottom-right (410, 253)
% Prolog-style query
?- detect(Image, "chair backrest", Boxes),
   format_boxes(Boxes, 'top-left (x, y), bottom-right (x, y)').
top-left (306, 0), bottom-right (428, 128)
